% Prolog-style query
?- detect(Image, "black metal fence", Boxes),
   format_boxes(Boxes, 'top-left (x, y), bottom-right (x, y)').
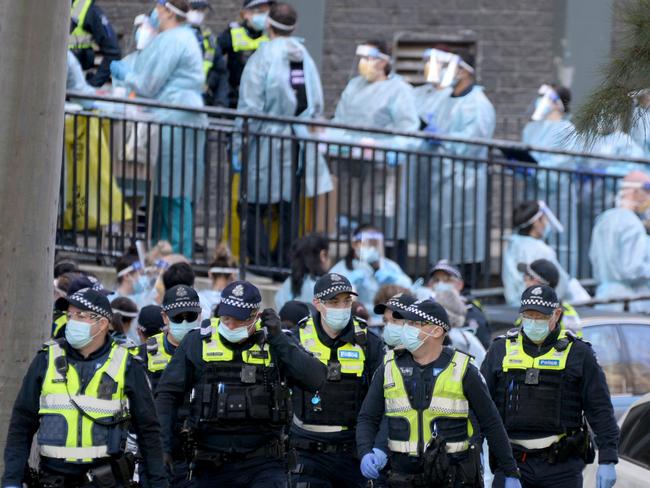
top-left (59, 92), bottom-right (650, 289)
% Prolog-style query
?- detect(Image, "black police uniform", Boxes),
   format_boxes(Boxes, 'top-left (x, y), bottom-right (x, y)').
top-left (208, 23), bottom-right (267, 108)
top-left (481, 287), bottom-right (619, 487)
top-left (2, 337), bottom-right (166, 487)
top-left (289, 311), bottom-right (385, 488)
top-left (155, 282), bottom-right (326, 488)
top-left (70, 3), bottom-right (121, 87)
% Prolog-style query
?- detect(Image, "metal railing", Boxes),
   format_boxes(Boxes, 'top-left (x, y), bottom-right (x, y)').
top-left (60, 91), bottom-right (650, 290)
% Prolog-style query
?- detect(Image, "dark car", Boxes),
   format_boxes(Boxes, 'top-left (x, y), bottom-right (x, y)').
top-left (483, 305), bottom-right (650, 419)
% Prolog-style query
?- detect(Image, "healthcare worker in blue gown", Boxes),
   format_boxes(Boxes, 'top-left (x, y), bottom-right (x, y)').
top-left (235, 2), bottom-right (332, 268)
top-left (325, 40), bottom-right (419, 258)
top-left (422, 49), bottom-right (495, 279)
top-left (522, 85), bottom-right (581, 275)
top-left (590, 171), bottom-right (650, 312)
top-left (111, 0), bottom-right (208, 258)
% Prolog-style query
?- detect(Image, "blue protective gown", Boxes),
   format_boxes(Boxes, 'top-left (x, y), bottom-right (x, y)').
top-left (630, 106), bottom-right (650, 156)
top-left (236, 36), bottom-right (332, 204)
top-left (329, 257), bottom-right (412, 325)
top-left (66, 51), bottom-right (96, 97)
top-left (589, 207), bottom-right (650, 312)
top-left (198, 289), bottom-right (221, 319)
top-left (412, 84), bottom-right (453, 125)
top-left (502, 234), bottom-right (570, 306)
top-left (522, 119), bottom-right (580, 275)
top-left (274, 275), bottom-right (318, 311)
top-left (426, 85), bottom-right (495, 264)
top-left (122, 24), bottom-right (207, 256)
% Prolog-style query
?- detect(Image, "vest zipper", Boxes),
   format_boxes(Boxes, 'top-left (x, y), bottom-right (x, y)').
top-left (417, 409), bottom-right (424, 456)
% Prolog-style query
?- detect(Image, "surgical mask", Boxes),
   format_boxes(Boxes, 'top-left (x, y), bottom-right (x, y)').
top-left (186, 10), bottom-right (205, 26)
top-left (521, 318), bottom-right (551, 343)
top-left (218, 321), bottom-right (252, 343)
top-left (401, 325), bottom-right (425, 353)
top-left (170, 319), bottom-right (199, 342)
top-left (383, 323), bottom-right (403, 347)
top-left (358, 58), bottom-right (382, 82)
top-left (433, 282), bottom-right (454, 294)
top-left (132, 275), bottom-right (149, 295)
top-left (65, 319), bottom-right (99, 349)
top-left (542, 222), bottom-right (552, 240)
top-left (359, 246), bottom-right (380, 264)
top-left (125, 323), bottom-right (142, 346)
top-left (149, 8), bottom-right (160, 30)
top-left (324, 307), bottom-right (351, 331)
top-left (250, 12), bottom-right (268, 32)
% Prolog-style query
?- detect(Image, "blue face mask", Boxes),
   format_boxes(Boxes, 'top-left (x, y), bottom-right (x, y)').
top-left (150, 8), bottom-right (160, 30)
top-left (169, 319), bottom-right (199, 343)
top-left (218, 320), bottom-right (252, 343)
top-left (521, 317), bottom-right (551, 343)
top-left (433, 282), bottom-right (455, 294)
top-left (65, 318), bottom-right (99, 349)
top-left (324, 307), bottom-right (351, 331)
top-left (383, 323), bottom-right (403, 347)
top-left (132, 275), bottom-right (150, 295)
top-left (249, 12), bottom-right (268, 32)
top-left (401, 324), bottom-right (425, 353)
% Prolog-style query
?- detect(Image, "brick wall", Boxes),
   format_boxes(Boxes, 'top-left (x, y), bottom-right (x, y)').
top-left (99, 0), bottom-right (557, 136)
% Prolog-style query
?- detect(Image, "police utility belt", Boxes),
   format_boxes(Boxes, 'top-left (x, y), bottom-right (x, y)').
top-left (508, 424), bottom-right (595, 465)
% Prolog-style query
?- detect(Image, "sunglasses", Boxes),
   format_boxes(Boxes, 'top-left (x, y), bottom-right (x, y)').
top-left (169, 311), bottom-right (199, 323)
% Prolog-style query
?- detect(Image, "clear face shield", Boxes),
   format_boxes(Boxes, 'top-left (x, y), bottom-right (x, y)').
top-left (355, 44), bottom-right (390, 83)
top-left (516, 201), bottom-right (565, 235)
top-left (616, 180), bottom-right (650, 213)
top-left (531, 84), bottom-right (563, 121)
top-left (353, 230), bottom-right (385, 265)
top-left (423, 49), bottom-right (474, 89)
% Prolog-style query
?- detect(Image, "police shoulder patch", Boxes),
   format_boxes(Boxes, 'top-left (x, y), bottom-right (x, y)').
top-left (565, 329), bottom-right (591, 346)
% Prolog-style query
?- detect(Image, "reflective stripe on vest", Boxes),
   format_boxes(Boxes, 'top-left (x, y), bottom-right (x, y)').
top-left (53, 314), bottom-right (67, 337)
top-left (202, 28), bottom-right (216, 75)
top-left (202, 318), bottom-right (272, 366)
top-left (561, 303), bottom-right (582, 337)
top-left (69, 0), bottom-right (94, 50)
top-left (38, 341), bottom-right (129, 462)
top-left (502, 329), bottom-right (573, 372)
top-left (230, 25), bottom-right (269, 53)
top-left (299, 318), bottom-right (366, 376)
top-left (383, 349), bottom-right (472, 456)
top-left (147, 333), bottom-right (173, 372)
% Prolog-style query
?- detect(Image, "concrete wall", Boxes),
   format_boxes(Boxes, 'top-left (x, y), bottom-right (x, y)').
top-left (99, 0), bottom-right (558, 135)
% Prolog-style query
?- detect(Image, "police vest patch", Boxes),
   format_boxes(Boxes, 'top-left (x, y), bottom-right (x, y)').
top-left (538, 359), bottom-right (560, 367)
top-left (338, 350), bottom-right (360, 359)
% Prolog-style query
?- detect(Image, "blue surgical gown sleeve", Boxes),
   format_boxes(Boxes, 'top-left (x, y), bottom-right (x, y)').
top-left (612, 213), bottom-right (650, 280)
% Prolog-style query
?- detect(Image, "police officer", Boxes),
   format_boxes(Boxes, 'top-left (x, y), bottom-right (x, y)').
top-left (373, 292), bottom-right (416, 350)
top-left (481, 285), bottom-right (619, 488)
top-left (2, 288), bottom-right (166, 487)
top-left (357, 299), bottom-right (522, 488)
top-left (516, 260), bottom-right (582, 335)
top-left (52, 274), bottom-right (111, 339)
top-left (428, 260), bottom-right (492, 349)
top-left (207, 0), bottom-right (272, 107)
top-left (69, 0), bottom-right (122, 87)
top-left (289, 273), bottom-right (384, 487)
top-left (155, 280), bottom-right (326, 487)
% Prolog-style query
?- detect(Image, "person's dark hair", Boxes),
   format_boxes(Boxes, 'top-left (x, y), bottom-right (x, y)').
top-left (513, 201), bottom-right (541, 236)
top-left (55, 272), bottom-right (83, 296)
top-left (365, 39), bottom-right (392, 75)
top-left (268, 2), bottom-right (297, 36)
top-left (162, 262), bottom-right (195, 290)
top-left (373, 285), bottom-right (411, 307)
top-left (345, 223), bottom-right (379, 271)
top-left (168, 0), bottom-right (191, 21)
top-left (209, 245), bottom-right (237, 281)
top-left (115, 253), bottom-right (139, 285)
top-left (553, 85), bottom-right (571, 113)
top-left (110, 297), bottom-right (137, 335)
top-left (54, 259), bottom-right (79, 278)
top-left (352, 301), bottom-right (369, 321)
top-left (290, 234), bottom-right (329, 297)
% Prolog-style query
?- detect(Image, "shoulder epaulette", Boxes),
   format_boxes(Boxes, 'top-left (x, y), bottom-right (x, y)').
top-left (297, 315), bottom-right (311, 328)
top-left (566, 329), bottom-right (591, 346)
top-left (200, 318), bottom-right (213, 341)
top-left (353, 316), bottom-right (367, 329)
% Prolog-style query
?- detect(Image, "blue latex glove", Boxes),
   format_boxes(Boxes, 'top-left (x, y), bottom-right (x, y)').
top-left (110, 60), bottom-right (129, 81)
top-left (504, 477), bottom-right (522, 488)
top-left (231, 153), bottom-right (241, 173)
top-left (424, 113), bottom-right (442, 147)
top-left (360, 448), bottom-right (387, 479)
top-left (375, 267), bottom-right (397, 285)
top-left (385, 150), bottom-right (398, 167)
top-left (597, 463), bottom-right (616, 488)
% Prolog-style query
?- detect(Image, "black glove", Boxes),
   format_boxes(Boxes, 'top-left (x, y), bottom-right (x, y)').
top-left (163, 452), bottom-right (175, 476)
top-left (260, 308), bottom-right (282, 337)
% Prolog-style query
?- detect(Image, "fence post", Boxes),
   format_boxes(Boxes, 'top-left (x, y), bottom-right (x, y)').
top-left (239, 117), bottom-right (249, 280)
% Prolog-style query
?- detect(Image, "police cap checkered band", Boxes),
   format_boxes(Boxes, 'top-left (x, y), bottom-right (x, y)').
top-left (220, 297), bottom-right (261, 309)
top-left (162, 300), bottom-right (201, 313)
top-left (374, 293), bottom-right (417, 315)
top-left (313, 273), bottom-right (358, 301)
top-left (162, 285), bottom-right (201, 316)
top-left (430, 259), bottom-right (462, 280)
top-left (519, 285), bottom-right (559, 314)
top-left (63, 289), bottom-right (113, 320)
top-left (393, 299), bottom-right (450, 331)
top-left (520, 297), bottom-right (559, 309)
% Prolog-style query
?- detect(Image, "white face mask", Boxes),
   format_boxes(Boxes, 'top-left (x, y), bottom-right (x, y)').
top-left (186, 10), bottom-right (205, 26)
top-left (324, 306), bottom-right (351, 331)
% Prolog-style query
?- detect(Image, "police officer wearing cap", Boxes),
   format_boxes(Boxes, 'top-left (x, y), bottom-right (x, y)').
top-left (288, 273), bottom-right (384, 487)
top-left (517, 259), bottom-right (582, 336)
top-left (428, 260), bottom-right (491, 349)
top-left (2, 289), bottom-right (167, 488)
top-left (374, 292), bottom-right (416, 350)
top-left (155, 280), bottom-right (326, 487)
top-left (357, 299), bottom-right (521, 488)
top-left (481, 285), bottom-right (619, 488)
